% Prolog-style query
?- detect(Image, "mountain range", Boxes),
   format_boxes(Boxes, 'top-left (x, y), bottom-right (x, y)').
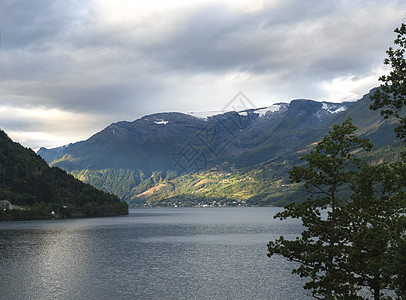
top-left (38, 88), bottom-right (401, 207)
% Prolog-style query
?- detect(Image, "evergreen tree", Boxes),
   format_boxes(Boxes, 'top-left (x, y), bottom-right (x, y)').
top-left (369, 22), bottom-right (406, 298)
top-left (267, 119), bottom-right (372, 299)
top-left (269, 22), bottom-right (406, 299)
top-left (346, 163), bottom-right (406, 299)
top-left (370, 23), bottom-right (406, 141)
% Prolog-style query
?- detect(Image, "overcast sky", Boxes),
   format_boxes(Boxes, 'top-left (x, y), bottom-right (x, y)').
top-left (0, 0), bottom-right (405, 149)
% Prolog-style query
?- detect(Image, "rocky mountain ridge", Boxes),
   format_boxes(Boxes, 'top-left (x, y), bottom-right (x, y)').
top-left (39, 99), bottom-right (353, 170)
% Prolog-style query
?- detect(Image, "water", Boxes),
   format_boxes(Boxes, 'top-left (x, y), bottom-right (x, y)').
top-left (0, 207), bottom-right (312, 300)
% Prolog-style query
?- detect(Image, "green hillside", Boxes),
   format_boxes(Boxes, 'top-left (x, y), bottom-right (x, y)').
top-left (0, 130), bottom-right (128, 220)
top-left (122, 141), bottom-right (403, 207)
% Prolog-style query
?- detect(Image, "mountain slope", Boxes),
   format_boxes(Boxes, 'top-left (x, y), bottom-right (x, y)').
top-left (0, 130), bottom-right (128, 220)
top-left (334, 88), bottom-right (399, 147)
top-left (38, 89), bottom-right (398, 206)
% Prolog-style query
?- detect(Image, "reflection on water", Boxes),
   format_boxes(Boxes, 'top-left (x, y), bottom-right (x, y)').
top-left (0, 227), bottom-right (97, 299)
top-left (28, 229), bottom-right (90, 299)
top-left (0, 208), bottom-right (311, 300)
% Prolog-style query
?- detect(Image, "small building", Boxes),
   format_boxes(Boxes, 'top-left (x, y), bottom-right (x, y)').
top-left (0, 200), bottom-right (24, 211)
top-left (0, 200), bottom-right (11, 210)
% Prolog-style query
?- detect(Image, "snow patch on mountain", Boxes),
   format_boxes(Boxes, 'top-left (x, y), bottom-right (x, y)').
top-left (155, 119), bottom-right (169, 125)
top-left (322, 103), bottom-right (347, 114)
top-left (188, 111), bottom-right (224, 120)
top-left (254, 104), bottom-right (283, 117)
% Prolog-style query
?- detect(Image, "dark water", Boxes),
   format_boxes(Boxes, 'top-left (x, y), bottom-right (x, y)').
top-left (0, 207), bottom-right (311, 300)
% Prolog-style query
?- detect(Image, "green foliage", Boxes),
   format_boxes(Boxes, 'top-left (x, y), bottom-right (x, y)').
top-left (370, 23), bottom-right (406, 141)
top-left (268, 119), bottom-right (372, 299)
top-left (268, 118), bottom-right (406, 299)
top-left (290, 119), bottom-right (372, 202)
top-left (345, 163), bottom-right (406, 299)
top-left (368, 22), bottom-right (406, 298)
top-left (0, 130), bottom-right (128, 220)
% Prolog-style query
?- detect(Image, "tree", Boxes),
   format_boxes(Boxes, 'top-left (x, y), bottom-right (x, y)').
top-left (345, 163), bottom-right (406, 299)
top-left (369, 21), bottom-right (406, 298)
top-left (267, 119), bottom-right (372, 299)
top-left (268, 22), bottom-right (406, 299)
top-left (370, 23), bottom-right (406, 141)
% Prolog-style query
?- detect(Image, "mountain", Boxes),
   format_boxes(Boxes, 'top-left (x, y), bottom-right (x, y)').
top-left (0, 130), bottom-right (128, 220)
top-left (38, 142), bottom-right (82, 164)
top-left (39, 100), bottom-right (353, 171)
top-left (38, 89), bottom-right (399, 207)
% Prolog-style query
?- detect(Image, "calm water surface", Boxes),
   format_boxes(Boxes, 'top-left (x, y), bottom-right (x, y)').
top-left (0, 207), bottom-right (311, 300)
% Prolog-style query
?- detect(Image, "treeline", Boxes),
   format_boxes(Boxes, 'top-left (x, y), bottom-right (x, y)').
top-left (0, 130), bottom-right (128, 220)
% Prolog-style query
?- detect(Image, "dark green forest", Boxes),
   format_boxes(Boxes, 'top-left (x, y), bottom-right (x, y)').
top-left (0, 130), bottom-right (128, 220)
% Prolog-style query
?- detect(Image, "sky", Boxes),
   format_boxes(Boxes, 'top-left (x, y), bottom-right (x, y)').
top-left (0, 0), bottom-right (405, 150)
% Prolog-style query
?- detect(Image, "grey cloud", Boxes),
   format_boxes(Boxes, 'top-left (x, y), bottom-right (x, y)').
top-left (141, 4), bottom-right (271, 72)
top-left (2, 0), bottom-right (402, 95)
top-left (0, 117), bottom-right (36, 131)
top-left (139, 0), bottom-right (403, 80)
top-left (1, 78), bottom-right (164, 116)
top-left (0, 0), bottom-right (405, 148)
top-left (0, 0), bottom-right (86, 50)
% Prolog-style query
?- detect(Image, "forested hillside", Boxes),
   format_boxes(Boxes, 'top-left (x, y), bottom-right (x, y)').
top-left (0, 130), bottom-right (128, 220)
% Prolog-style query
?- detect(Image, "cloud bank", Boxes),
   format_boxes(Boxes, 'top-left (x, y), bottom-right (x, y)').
top-left (0, 0), bottom-right (405, 148)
